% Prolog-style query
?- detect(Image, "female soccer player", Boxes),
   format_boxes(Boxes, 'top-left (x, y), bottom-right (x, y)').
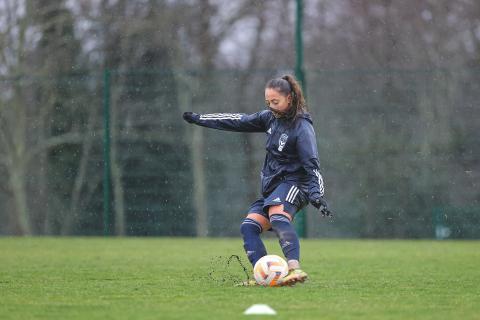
top-left (183, 75), bottom-right (332, 286)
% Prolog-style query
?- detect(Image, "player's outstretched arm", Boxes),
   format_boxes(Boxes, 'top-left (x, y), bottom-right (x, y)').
top-left (183, 112), bottom-right (197, 123)
top-left (182, 111), bottom-right (269, 133)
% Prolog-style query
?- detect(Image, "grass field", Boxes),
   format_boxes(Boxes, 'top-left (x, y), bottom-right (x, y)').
top-left (0, 238), bottom-right (479, 319)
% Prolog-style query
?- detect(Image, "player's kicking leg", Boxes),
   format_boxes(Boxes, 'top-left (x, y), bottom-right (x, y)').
top-left (268, 206), bottom-right (308, 286)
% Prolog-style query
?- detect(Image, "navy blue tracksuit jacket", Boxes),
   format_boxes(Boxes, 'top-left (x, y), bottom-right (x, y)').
top-left (189, 110), bottom-right (325, 201)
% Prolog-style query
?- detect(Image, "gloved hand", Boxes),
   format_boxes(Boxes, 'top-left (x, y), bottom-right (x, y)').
top-left (310, 194), bottom-right (333, 217)
top-left (183, 112), bottom-right (198, 124)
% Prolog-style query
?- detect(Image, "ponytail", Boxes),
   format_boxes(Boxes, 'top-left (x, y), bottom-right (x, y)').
top-left (265, 74), bottom-right (307, 120)
top-left (282, 75), bottom-right (307, 117)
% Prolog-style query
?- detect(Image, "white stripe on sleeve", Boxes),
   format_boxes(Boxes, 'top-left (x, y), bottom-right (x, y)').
top-left (199, 113), bottom-right (242, 120)
top-left (313, 169), bottom-right (325, 196)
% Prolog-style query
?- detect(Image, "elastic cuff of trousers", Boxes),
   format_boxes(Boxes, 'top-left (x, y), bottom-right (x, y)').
top-left (269, 214), bottom-right (291, 223)
top-left (241, 218), bottom-right (263, 234)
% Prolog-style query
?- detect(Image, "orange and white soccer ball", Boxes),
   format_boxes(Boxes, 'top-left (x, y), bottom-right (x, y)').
top-left (253, 255), bottom-right (289, 286)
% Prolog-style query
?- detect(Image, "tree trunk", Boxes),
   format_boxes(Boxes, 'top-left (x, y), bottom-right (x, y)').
top-left (37, 144), bottom-right (50, 235)
top-left (111, 142), bottom-right (126, 236)
top-left (192, 126), bottom-right (208, 237)
top-left (62, 107), bottom-right (97, 235)
top-left (9, 166), bottom-right (31, 235)
top-left (173, 72), bottom-right (209, 237)
top-left (110, 86), bottom-right (126, 236)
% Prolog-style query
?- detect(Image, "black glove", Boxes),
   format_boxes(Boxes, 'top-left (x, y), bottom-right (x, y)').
top-left (310, 194), bottom-right (333, 217)
top-left (183, 112), bottom-right (198, 124)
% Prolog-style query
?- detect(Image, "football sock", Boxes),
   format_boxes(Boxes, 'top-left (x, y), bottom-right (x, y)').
top-left (287, 259), bottom-right (300, 270)
top-left (269, 214), bottom-right (300, 261)
top-left (240, 218), bottom-right (267, 266)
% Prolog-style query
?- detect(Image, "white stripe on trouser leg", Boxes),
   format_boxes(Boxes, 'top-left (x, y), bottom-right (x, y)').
top-left (287, 187), bottom-right (298, 203)
top-left (288, 187), bottom-right (298, 203)
top-left (289, 188), bottom-right (299, 204)
top-left (286, 186), bottom-right (298, 203)
top-left (285, 186), bottom-right (295, 203)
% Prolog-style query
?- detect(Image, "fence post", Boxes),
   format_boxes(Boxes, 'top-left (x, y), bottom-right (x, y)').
top-left (103, 69), bottom-right (111, 236)
top-left (295, 0), bottom-right (307, 238)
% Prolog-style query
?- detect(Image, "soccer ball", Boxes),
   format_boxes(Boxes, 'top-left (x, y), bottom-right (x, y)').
top-left (253, 255), bottom-right (289, 286)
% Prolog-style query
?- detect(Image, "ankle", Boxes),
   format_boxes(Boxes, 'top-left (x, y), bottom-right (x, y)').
top-left (287, 259), bottom-right (300, 270)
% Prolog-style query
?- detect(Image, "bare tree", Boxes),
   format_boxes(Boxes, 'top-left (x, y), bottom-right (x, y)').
top-left (0, 0), bottom-right (92, 235)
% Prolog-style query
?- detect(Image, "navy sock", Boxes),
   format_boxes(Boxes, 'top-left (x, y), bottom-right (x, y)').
top-left (240, 218), bottom-right (267, 266)
top-left (269, 214), bottom-right (300, 262)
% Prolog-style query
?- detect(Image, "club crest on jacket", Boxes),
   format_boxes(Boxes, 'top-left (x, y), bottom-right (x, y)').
top-left (278, 133), bottom-right (288, 151)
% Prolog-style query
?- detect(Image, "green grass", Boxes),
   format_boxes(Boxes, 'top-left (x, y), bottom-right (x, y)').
top-left (0, 238), bottom-right (479, 319)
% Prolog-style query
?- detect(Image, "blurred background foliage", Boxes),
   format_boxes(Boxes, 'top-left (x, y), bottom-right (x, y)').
top-left (0, 0), bottom-right (478, 237)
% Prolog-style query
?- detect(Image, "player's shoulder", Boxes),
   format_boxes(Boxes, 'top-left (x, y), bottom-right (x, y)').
top-left (258, 109), bottom-right (273, 118)
top-left (295, 112), bottom-right (314, 129)
top-left (256, 109), bottom-right (275, 123)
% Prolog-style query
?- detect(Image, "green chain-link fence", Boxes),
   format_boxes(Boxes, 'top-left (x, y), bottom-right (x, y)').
top-left (0, 68), bottom-right (478, 238)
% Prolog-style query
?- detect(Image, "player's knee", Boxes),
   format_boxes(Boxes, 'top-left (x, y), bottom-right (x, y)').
top-left (269, 213), bottom-right (291, 226)
top-left (269, 214), bottom-right (293, 237)
top-left (267, 206), bottom-right (292, 221)
top-left (240, 218), bottom-right (263, 236)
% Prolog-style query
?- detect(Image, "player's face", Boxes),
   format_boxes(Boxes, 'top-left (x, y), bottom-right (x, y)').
top-left (265, 88), bottom-right (292, 116)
